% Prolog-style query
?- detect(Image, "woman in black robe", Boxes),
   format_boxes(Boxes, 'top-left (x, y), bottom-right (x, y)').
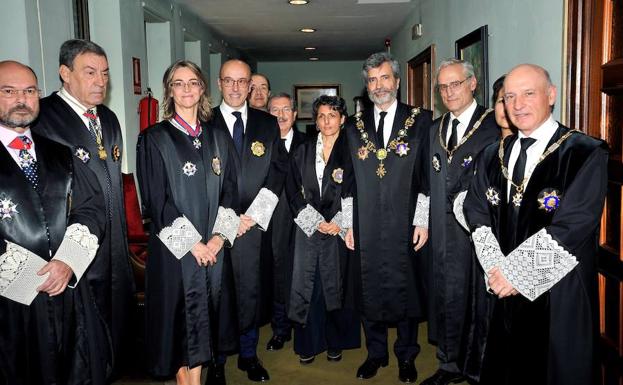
top-left (286, 95), bottom-right (360, 364)
top-left (137, 60), bottom-right (239, 385)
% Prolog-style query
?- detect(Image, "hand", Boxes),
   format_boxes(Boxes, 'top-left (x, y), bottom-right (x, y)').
top-left (206, 236), bottom-right (225, 262)
top-left (487, 267), bottom-right (516, 298)
top-left (318, 221), bottom-right (340, 236)
top-left (345, 228), bottom-right (355, 250)
top-left (237, 214), bottom-right (257, 237)
top-left (191, 242), bottom-right (215, 267)
top-left (37, 260), bottom-right (73, 296)
top-left (412, 226), bottom-right (428, 251)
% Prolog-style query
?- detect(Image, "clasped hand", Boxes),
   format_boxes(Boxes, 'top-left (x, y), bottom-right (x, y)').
top-left (37, 260), bottom-right (73, 296)
top-left (191, 236), bottom-right (225, 267)
top-left (237, 214), bottom-right (256, 237)
top-left (487, 266), bottom-right (519, 298)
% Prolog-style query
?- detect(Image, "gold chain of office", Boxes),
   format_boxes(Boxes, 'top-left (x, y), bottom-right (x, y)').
top-left (437, 108), bottom-right (493, 163)
top-left (355, 107), bottom-right (421, 178)
top-left (498, 129), bottom-right (577, 206)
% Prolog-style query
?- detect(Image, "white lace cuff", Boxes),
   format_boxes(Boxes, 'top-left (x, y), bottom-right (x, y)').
top-left (157, 216), bottom-right (201, 260)
top-left (341, 197), bottom-right (353, 229)
top-left (212, 206), bottom-right (240, 247)
top-left (472, 226), bottom-right (505, 275)
top-left (52, 223), bottom-right (99, 287)
top-left (330, 211), bottom-right (348, 240)
top-left (294, 204), bottom-right (324, 237)
top-left (0, 241), bottom-right (48, 305)
top-left (412, 193), bottom-right (430, 228)
top-left (453, 191), bottom-right (469, 231)
top-left (501, 228), bottom-right (578, 301)
top-left (245, 188), bottom-right (279, 231)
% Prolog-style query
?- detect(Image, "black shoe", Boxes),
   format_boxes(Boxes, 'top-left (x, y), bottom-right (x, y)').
top-left (420, 369), bottom-right (465, 385)
top-left (356, 357), bottom-right (389, 379)
top-left (266, 334), bottom-right (291, 351)
top-left (327, 349), bottom-right (342, 362)
top-left (205, 362), bottom-right (226, 385)
top-left (299, 355), bottom-right (315, 365)
top-left (398, 360), bottom-right (417, 383)
top-left (237, 356), bottom-right (270, 382)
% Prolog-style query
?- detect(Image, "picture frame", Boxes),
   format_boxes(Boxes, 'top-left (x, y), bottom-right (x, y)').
top-left (294, 84), bottom-right (341, 120)
top-left (455, 25), bottom-right (489, 107)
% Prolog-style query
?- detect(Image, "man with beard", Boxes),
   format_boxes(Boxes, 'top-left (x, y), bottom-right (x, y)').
top-left (0, 60), bottom-right (106, 385)
top-left (419, 59), bottom-right (499, 385)
top-left (248, 73), bottom-right (271, 111)
top-left (33, 39), bottom-right (134, 379)
top-left (264, 92), bottom-right (306, 351)
top-left (345, 52), bottom-right (432, 383)
top-left (207, 59), bottom-right (288, 384)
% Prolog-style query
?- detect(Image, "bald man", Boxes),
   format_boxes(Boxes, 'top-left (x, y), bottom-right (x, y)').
top-left (0, 60), bottom-right (107, 384)
top-left (461, 64), bottom-right (607, 385)
top-left (207, 59), bottom-right (288, 384)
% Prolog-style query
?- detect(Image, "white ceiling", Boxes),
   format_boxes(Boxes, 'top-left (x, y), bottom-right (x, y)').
top-left (177, 0), bottom-right (416, 62)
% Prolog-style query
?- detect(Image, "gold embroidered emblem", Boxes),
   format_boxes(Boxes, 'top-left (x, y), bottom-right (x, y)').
top-left (251, 141), bottom-right (265, 157)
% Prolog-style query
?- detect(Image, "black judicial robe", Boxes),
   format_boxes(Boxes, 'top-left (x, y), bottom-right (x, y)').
top-left (0, 134), bottom-right (107, 385)
top-left (266, 128), bottom-right (306, 309)
top-left (345, 103), bottom-right (432, 322)
top-left (34, 92), bottom-right (134, 366)
top-left (211, 107), bottom-right (288, 350)
top-left (463, 125), bottom-right (607, 385)
top-left (286, 132), bottom-right (355, 324)
top-left (425, 106), bottom-right (498, 359)
top-left (136, 121), bottom-right (238, 376)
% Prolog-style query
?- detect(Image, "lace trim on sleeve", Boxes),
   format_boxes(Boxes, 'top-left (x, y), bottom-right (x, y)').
top-left (453, 191), bottom-right (469, 231)
top-left (212, 206), bottom-right (240, 248)
top-left (501, 228), bottom-right (578, 301)
top-left (52, 223), bottom-right (99, 287)
top-left (245, 187), bottom-right (279, 231)
top-left (341, 197), bottom-right (353, 229)
top-left (294, 204), bottom-right (324, 237)
top-left (412, 193), bottom-right (430, 228)
top-left (0, 241), bottom-right (48, 305)
top-left (157, 215), bottom-right (201, 260)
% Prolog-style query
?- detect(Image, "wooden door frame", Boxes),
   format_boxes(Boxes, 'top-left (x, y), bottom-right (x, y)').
top-left (407, 45), bottom-right (436, 112)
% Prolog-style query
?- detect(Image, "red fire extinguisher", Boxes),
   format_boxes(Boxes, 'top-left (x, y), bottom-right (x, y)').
top-left (138, 88), bottom-right (158, 132)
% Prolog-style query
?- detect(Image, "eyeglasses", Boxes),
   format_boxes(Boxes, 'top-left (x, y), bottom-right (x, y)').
top-left (269, 106), bottom-right (293, 114)
top-left (220, 77), bottom-right (250, 88)
top-left (170, 80), bottom-right (202, 89)
top-left (0, 88), bottom-right (41, 98)
top-left (436, 77), bottom-right (471, 93)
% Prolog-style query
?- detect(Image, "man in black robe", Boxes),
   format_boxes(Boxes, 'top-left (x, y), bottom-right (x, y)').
top-left (264, 92), bottom-right (306, 351)
top-left (344, 52), bottom-right (432, 383)
top-left (461, 64), bottom-right (607, 385)
top-left (208, 59), bottom-right (288, 384)
top-left (0, 60), bottom-right (106, 385)
top-left (420, 59), bottom-right (499, 385)
top-left (33, 39), bottom-right (134, 379)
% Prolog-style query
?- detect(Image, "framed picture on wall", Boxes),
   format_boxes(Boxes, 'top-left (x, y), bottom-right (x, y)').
top-left (294, 84), bottom-right (341, 120)
top-left (455, 25), bottom-right (489, 107)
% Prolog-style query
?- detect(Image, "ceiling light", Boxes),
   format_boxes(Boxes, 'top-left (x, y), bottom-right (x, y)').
top-left (305, 47), bottom-right (316, 50)
top-left (300, 28), bottom-right (316, 33)
top-left (309, 57), bottom-right (319, 61)
top-left (288, 0), bottom-right (309, 4)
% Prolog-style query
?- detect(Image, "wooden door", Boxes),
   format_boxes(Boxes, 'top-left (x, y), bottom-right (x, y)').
top-left (407, 45), bottom-right (435, 111)
top-left (566, 0), bottom-right (623, 383)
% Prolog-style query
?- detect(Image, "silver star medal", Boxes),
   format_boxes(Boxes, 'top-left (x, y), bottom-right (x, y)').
top-left (512, 192), bottom-right (523, 207)
top-left (75, 147), bottom-right (91, 163)
top-left (19, 152), bottom-right (35, 168)
top-left (486, 187), bottom-right (500, 206)
top-left (182, 161), bottom-right (197, 176)
top-left (432, 154), bottom-right (441, 172)
top-left (0, 197), bottom-right (18, 220)
top-left (193, 138), bottom-right (202, 149)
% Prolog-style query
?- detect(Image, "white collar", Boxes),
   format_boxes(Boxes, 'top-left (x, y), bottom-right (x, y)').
top-left (449, 99), bottom-right (477, 126)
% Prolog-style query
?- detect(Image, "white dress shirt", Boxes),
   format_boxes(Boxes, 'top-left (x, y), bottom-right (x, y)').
top-left (445, 99), bottom-right (477, 145)
top-left (315, 134), bottom-right (326, 197)
top-left (374, 99), bottom-right (398, 148)
top-left (506, 115), bottom-right (558, 198)
top-left (283, 128), bottom-right (294, 152)
top-left (0, 125), bottom-right (36, 165)
top-left (219, 102), bottom-right (249, 137)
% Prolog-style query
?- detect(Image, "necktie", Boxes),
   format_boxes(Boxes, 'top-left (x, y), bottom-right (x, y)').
top-left (510, 137), bottom-right (536, 207)
top-left (377, 111), bottom-right (388, 148)
top-left (447, 118), bottom-right (460, 152)
top-left (9, 135), bottom-right (39, 189)
top-left (281, 138), bottom-right (288, 153)
top-left (83, 108), bottom-right (107, 160)
top-left (232, 111), bottom-right (244, 155)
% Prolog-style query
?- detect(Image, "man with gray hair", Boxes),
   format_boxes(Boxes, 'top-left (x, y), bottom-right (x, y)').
top-left (345, 51), bottom-right (432, 383)
top-left (33, 39), bottom-right (134, 380)
top-left (264, 92), bottom-right (306, 351)
top-left (419, 58), bottom-right (499, 385)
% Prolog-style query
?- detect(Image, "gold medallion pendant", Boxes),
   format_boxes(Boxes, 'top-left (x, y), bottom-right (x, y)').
top-left (376, 163), bottom-right (386, 178)
top-left (357, 146), bottom-right (369, 160)
top-left (251, 141), bottom-right (265, 157)
top-left (98, 146), bottom-right (107, 160)
top-left (376, 148), bottom-right (387, 160)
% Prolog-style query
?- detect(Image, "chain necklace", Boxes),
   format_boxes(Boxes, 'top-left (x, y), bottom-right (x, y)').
top-left (438, 108), bottom-right (493, 163)
top-left (499, 129), bottom-right (577, 206)
top-left (355, 107), bottom-right (420, 178)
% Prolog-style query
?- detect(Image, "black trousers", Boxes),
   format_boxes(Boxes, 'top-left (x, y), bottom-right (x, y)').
top-left (362, 317), bottom-right (420, 362)
top-left (270, 301), bottom-right (292, 338)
